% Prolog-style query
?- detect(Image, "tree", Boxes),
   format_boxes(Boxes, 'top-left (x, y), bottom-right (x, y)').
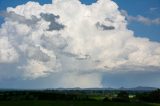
top-left (137, 89), bottom-right (160, 103)
top-left (112, 91), bottom-right (130, 102)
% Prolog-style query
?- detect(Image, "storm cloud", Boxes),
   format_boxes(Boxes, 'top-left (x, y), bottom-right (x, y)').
top-left (0, 0), bottom-right (160, 88)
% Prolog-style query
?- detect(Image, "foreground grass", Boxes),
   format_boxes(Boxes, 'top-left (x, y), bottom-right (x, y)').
top-left (0, 101), bottom-right (160, 106)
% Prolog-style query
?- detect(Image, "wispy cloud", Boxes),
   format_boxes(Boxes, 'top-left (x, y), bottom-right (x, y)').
top-left (121, 10), bottom-right (160, 25)
top-left (150, 7), bottom-right (158, 12)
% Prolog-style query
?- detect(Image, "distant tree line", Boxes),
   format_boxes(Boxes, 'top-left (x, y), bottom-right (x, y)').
top-left (103, 89), bottom-right (160, 103)
top-left (0, 89), bottom-right (160, 103)
top-left (0, 90), bottom-right (92, 101)
top-left (103, 91), bottom-right (130, 102)
top-left (136, 89), bottom-right (160, 103)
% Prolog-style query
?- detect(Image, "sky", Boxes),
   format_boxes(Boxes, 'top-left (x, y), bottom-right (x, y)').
top-left (0, 0), bottom-right (160, 89)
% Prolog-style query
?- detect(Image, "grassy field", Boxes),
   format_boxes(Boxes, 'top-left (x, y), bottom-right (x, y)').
top-left (0, 101), bottom-right (160, 106)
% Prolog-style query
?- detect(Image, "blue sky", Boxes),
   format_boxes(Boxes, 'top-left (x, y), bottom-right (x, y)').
top-left (0, 0), bottom-right (160, 88)
top-left (113, 0), bottom-right (160, 42)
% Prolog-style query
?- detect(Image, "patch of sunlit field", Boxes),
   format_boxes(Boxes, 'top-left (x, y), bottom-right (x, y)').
top-left (0, 101), bottom-right (160, 106)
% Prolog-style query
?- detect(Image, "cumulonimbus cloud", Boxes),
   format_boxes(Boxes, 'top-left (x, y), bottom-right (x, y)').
top-left (0, 0), bottom-right (160, 88)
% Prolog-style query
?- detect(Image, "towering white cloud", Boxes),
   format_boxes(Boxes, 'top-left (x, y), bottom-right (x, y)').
top-left (0, 37), bottom-right (19, 63)
top-left (0, 0), bottom-right (160, 87)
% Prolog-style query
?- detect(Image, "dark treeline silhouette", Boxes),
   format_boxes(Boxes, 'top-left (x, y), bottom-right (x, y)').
top-left (136, 89), bottom-right (160, 103)
top-left (112, 91), bottom-right (130, 102)
top-left (103, 89), bottom-right (160, 103)
top-left (0, 90), bottom-right (93, 101)
top-left (0, 89), bottom-right (159, 103)
top-left (103, 91), bottom-right (130, 102)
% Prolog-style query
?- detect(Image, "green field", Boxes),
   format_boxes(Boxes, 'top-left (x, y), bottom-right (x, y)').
top-left (0, 101), bottom-right (160, 106)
